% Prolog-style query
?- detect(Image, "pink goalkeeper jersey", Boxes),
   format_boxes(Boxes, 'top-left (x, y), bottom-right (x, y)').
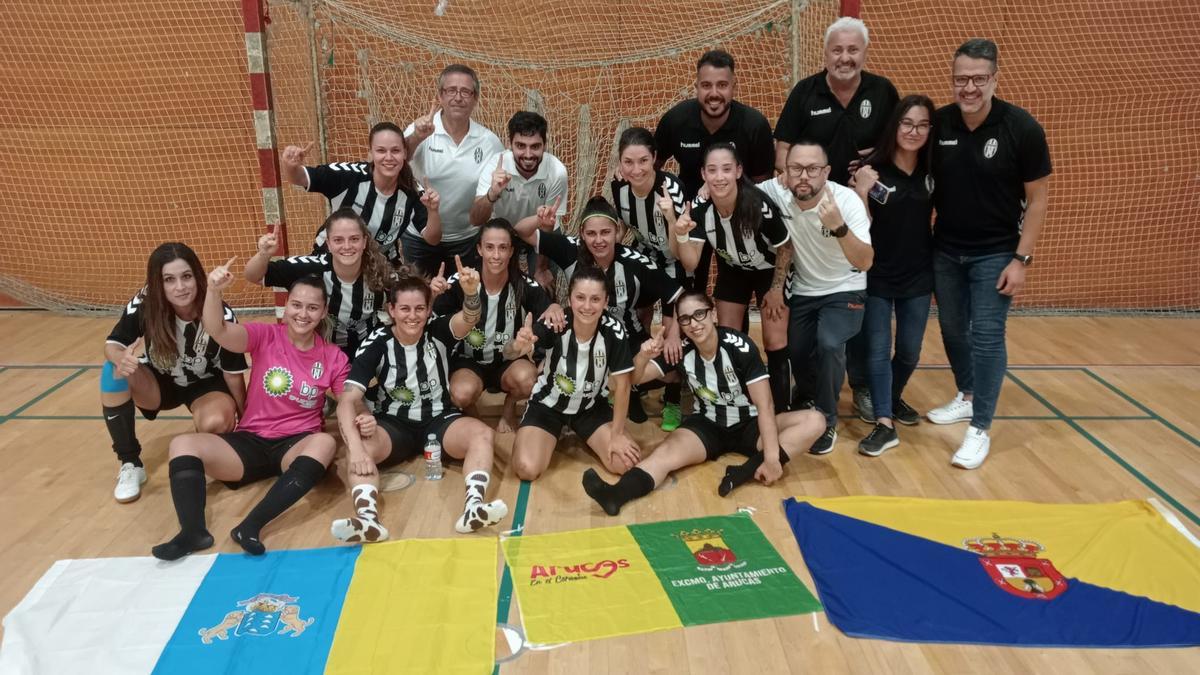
top-left (236, 322), bottom-right (350, 438)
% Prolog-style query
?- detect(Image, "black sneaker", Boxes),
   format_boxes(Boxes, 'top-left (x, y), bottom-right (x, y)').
top-left (809, 426), bottom-right (838, 455)
top-left (852, 388), bottom-right (874, 423)
top-left (894, 398), bottom-right (920, 426)
top-left (858, 423), bottom-right (899, 457)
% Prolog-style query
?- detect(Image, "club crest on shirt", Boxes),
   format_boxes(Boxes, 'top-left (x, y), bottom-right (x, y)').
top-left (474, 147), bottom-right (484, 164)
top-left (263, 366), bottom-right (293, 397)
top-left (311, 361), bottom-right (323, 379)
top-left (538, 184), bottom-right (547, 199)
top-left (984, 138), bottom-right (998, 159)
top-left (593, 346), bottom-right (607, 370)
top-left (859, 99), bottom-right (872, 119)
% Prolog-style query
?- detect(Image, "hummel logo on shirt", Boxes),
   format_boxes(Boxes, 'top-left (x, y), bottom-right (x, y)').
top-left (938, 139), bottom-right (958, 146)
top-left (679, 142), bottom-right (701, 148)
top-left (810, 107), bottom-right (832, 116)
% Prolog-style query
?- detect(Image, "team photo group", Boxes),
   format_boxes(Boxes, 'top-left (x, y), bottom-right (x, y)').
top-left (97, 17), bottom-right (1050, 561)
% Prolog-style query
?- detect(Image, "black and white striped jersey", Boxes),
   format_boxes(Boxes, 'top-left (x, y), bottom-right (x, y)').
top-left (687, 193), bottom-right (789, 271)
top-left (528, 312), bottom-right (634, 415)
top-left (610, 170), bottom-right (686, 279)
top-left (346, 315), bottom-right (461, 423)
top-left (264, 253), bottom-right (385, 358)
top-left (303, 162), bottom-right (427, 262)
top-left (650, 327), bottom-right (767, 426)
top-left (432, 273), bottom-right (551, 365)
top-left (106, 290), bottom-right (248, 387)
top-left (536, 230), bottom-right (683, 336)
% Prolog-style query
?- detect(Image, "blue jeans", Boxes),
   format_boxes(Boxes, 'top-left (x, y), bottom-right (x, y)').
top-left (787, 290), bottom-right (866, 427)
top-left (933, 251), bottom-right (1013, 430)
top-left (864, 294), bottom-right (932, 420)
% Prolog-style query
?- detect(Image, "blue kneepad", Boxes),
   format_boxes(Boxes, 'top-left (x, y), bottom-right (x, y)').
top-left (100, 361), bottom-right (130, 393)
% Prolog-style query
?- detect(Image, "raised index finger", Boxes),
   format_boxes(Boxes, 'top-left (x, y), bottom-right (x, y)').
top-left (301, 141), bottom-right (314, 153)
top-left (454, 254), bottom-right (464, 273)
top-left (550, 195), bottom-right (561, 212)
top-left (222, 256), bottom-right (237, 270)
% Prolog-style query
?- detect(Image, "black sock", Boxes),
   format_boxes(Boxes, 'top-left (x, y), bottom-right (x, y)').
top-left (583, 467), bottom-right (655, 516)
top-left (103, 400), bottom-right (143, 467)
top-left (766, 349), bottom-right (791, 415)
top-left (718, 448), bottom-right (792, 497)
top-left (664, 381), bottom-right (682, 406)
top-left (627, 389), bottom-right (648, 424)
top-left (152, 456), bottom-right (213, 561)
top-left (232, 455), bottom-right (327, 555)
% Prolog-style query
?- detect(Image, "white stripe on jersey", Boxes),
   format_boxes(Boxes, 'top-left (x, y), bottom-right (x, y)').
top-left (530, 314), bottom-right (628, 415)
top-left (699, 201), bottom-right (778, 271)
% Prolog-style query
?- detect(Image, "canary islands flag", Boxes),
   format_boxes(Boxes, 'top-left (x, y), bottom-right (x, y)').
top-left (785, 496), bottom-right (1200, 647)
top-left (0, 539), bottom-right (497, 674)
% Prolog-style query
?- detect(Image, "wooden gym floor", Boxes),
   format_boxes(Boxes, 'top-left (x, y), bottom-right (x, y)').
top-left (1, 311), bottom-right (1198, 674)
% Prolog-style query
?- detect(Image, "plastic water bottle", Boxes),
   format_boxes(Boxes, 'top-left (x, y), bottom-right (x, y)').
top-left (424, 434), bottom-right (443, 481)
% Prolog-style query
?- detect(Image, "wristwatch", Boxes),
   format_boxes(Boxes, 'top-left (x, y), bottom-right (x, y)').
top-left (831, 223), bottom-right (849, 238)
top-left (1013, 253), bottom-right (1033, 266)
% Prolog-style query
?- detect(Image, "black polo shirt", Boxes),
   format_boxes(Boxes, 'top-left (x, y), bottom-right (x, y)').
top-left (655, 99), bottom-right (775, 200)
top-left (774, 70), bottom-right (899, 184)
top-left (866, 161), bottom-right (934, 298)
top-left (932, 98), bottom-right (1052, 256)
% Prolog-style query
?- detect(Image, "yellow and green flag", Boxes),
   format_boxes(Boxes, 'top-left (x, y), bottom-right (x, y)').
top-left (501, 513), bottom-right (821, 644)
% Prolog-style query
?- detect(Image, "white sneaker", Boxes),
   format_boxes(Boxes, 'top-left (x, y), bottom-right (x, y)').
top-left (927, 392), bottom-right (974, 425)
top-left (114, 463), bottom-right (147, 503)
top-left (951, 427), bottom-right (991, 469)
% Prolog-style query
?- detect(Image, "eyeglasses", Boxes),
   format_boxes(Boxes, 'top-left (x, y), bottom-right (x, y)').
top-left (676, 308), bottom-right (711, 327)
top-left (784, 164), bottom-right (828, 178)
top-left (951, 74), bottom-right (993, 89)
top-left (899, 120), bottom-right (932, 134)
top-left (440, 86), bottom-right (476, 99)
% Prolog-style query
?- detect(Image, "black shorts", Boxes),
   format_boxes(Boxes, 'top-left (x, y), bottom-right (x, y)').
top-left (139, 373), bottom-right (232, 421)
top-left (677, 415), bottom-right (761, 461)
top-left (519, 400), bottom-right (612, 442)
top-left (219, 430), bottom-right (312, 489)
top-left (375, 410), bottom-right (463, 468)
top-left (713, 261), bottom-right (774, 306)
top-left (450, 356), bottom-right (529, 394)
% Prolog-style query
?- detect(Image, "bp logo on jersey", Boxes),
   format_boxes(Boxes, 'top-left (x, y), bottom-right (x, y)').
top-left (466, 328), bottom-right (487, 349)
top-left (984, 138), bottom-right (998, 159)
top-left (388, 386), bottom-right (416, 406)
top-left (859, 99), bottom-right (872, 119)
top-left (695, 386), bottom-right (719, 405)
top-left (554, 374), bottom-right (577, 396)
top-left (262, 367), bottom-right (293, 397)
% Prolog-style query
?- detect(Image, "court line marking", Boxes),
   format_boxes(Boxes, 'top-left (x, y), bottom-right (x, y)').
top-left (494, 477), bottom-right (532, 672)
top-left (1081, 368), bottom-right (1200, 449)
top-left (0, 368), bottom-right (88, 425)
top-left (1005, 371), bottom-right (1199, 527)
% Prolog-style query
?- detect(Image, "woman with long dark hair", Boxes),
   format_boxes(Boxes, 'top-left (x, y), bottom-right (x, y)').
top-left (102, 243), bottom-right (246, 504)
top-left (336, 262), bottom-right (508, 540)
top-left (245, 207), bottom-right (394, 359)
top-left (583, 290), bottom-right (825, 515)
top-left (152, 265), bottom-right (351, 561)
top-left (514, 196), bottom-right (683, 423)
top-left (610, 126), bottom-right (689, 431)
top-left (851, 94), bottom-right (937, 457)
top-left (669, 142), bottom-right (793, 412)
top-left (433, 218), bottom-right (563, 432)
top-left (509, 266), bottom-right (641, 481)
top-left (280, 121), bottom-right (442, 262)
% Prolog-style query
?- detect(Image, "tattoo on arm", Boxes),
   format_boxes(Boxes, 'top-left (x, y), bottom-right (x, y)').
top-left (462, 291), bottom-right (482, 324)
top-left (772, 243), bottom-right (792, 289)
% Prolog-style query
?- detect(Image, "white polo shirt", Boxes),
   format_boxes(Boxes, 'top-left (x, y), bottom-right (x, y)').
top-left (476, 150), bottom-right (569, 229)
top-left (405, 112), bottom-right (503, 243)
top-left (758, 177), bottom-right (871, 297)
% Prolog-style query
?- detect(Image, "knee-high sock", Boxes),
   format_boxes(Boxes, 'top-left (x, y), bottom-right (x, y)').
top-left (233, 455), bottom-right (326, 555)
top-left (718, 448), bottom-right (792, 498)
top-left (766, 348), bottom-right (791, 414)
top-left (103, 400), bottom-right (143, 467)
top-left (151, 456), bottom-right (212, 560)
top-left (583, 467), bottom-right (656, 516)
top-left (663, 381), bottom-right (682, 406)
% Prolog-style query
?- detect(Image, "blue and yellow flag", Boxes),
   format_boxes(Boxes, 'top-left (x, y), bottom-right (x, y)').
top-left (0, 539), bottom-right (497, 674)
top-left (785, 497), bottom-right (1200, 647)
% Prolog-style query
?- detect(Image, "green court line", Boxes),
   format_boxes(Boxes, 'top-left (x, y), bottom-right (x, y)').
top-left (1070, 415), bottom-right (1155, 421)
top-left (1081, 368), bottom-right (1200, 449)
top-left (494, 478), bottom-right (532, 673)
top-left (0, 368), bottom-right (88, 425)
top-left (1005, 371), bottom-right (1199, 527)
